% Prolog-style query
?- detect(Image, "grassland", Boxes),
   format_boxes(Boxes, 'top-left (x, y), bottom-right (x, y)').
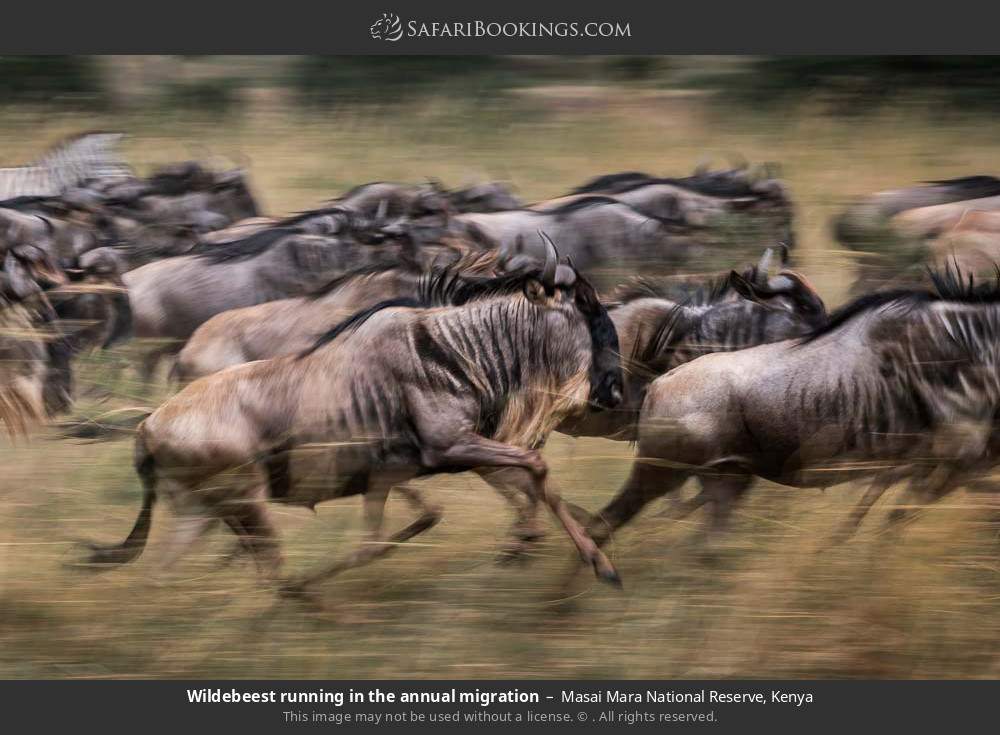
top-left (2, 87), bottom-right (1000, 679)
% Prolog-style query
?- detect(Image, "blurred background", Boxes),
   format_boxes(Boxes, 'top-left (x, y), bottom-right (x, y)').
top-left (2, 55), bottom-right (1000, 679)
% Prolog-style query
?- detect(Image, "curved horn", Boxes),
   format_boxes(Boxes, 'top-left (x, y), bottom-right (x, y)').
top-left (375, 198), bottom-right (389, 223)
top-left (757, 247), bottom-right (776, 281)
top-left (538, 230), bottom-right (558, 287)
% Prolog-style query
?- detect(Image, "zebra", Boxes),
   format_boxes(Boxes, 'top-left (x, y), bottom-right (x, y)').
top-left (0, 131), bottom-right (131, 200)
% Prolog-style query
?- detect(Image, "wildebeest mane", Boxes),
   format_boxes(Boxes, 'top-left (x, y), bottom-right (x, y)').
top-left (570, 172), bottom-right (654, 195)
top-left (570, 169), bottom-right (773, 199)
top-left (631, 302), bottom-right (688, 374)
top-left (800, 263), bottom-right (1000, 344)
top-left (302, 255), bottom-right (554, 356)
top-left (279, 206), bottom-right (354, 228)
top-left (420, 262), bottom-right (541, 307)
top-left (0, 195), bottom-right (63, 213)
top-left (922, 175), bottom-right (1000, 201)
top-left (307, 261), bottom-right (419, 299)
top-left (543, 196), bottom-right (624, 217)
top-left (192, 226), bottom-right (297, 263)
top-left (144, 163), bottom-right (211, 196)
top-left (334, 182), bottom-right (385, 200)
top-left (299, 297), bottom-right (423, 357)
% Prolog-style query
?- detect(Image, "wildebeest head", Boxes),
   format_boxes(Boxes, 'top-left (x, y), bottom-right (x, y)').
top-left (728, 247), bottom-right (826, 328)
top-left (210, 169), bottom-right (260, 220)
top-left (529, 232), bottom-right (623, 410)
top-left (448, 182), bottom-right (523, 213)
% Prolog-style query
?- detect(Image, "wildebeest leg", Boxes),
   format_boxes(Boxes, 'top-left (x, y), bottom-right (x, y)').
top-left (587, 460), bottom-right (691, 548)
top-left (697, 472), bottom-right (753, 534)
top-left (830, 473), bottom-right (896, 544)
top-left (138, 343), bottom-right (178, 391)
top-left (153, 513), bottom-right (218, 578)
top-left (558, 461), bottom-right (689, 592)
top-left (280, 478), bottom-right (441, 596)
top-left (657, 487), bottom-right (712, 521)
top-left (884, 464), bottom-right (960, 531)
top-left (476, 467), bottom-right (545, 562)
top-left (432, 435), bottom-right (619, 585)
top-left (220, 488), bottom-right (283, 579)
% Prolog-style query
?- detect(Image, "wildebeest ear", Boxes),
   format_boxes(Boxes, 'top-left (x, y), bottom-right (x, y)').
top-left (728, 270), bottom-right (767, 303)
top-left (523, 279), bottom-right (547, 304)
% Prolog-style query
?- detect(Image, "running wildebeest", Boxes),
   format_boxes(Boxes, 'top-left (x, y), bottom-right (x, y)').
top-left (174, 249), bottom-right (496, 382)
top-left (123, 226), bottom-right (416, 380)
top-left (568, 165), bottom-right (795, 248)
top-left (478, 250), bottom-right (825, 556)
top-left (332, 180), bottom-right (520, 221)
top-left (453, 197), bottom-right (682, 286)
top-left (0, 300), bottom-right (76, 432)
top-left (836, 176), bottom-right (1000, 293)
top-left (582, 264), bottom-right (1000, 555)
top-left (80, 236), bottom-right (626, 595)
top-left (559, 249), bottom-right (826, 441)
top-left (835, 175), bottom-right (1000, 251)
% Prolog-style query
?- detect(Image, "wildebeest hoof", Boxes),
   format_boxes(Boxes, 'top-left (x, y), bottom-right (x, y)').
top-left (594, 561), bottom-right (623, 589)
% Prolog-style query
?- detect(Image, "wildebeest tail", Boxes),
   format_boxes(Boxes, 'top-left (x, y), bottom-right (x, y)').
top-left (81, 448), bottom-right (157, 565)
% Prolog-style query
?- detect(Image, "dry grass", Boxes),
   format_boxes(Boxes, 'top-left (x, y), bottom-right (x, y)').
top-left (3, 90), bottom-right (1000, 679)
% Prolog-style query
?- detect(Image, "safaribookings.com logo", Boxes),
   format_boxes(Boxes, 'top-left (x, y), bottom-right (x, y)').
top-left (370, 14), bottom-right (631, 42)
top-left (370, 13), bottom-right (404, 41)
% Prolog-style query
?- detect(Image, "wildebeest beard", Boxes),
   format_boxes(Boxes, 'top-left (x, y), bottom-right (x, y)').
top-left (574, 277), bottom-right (623, 410)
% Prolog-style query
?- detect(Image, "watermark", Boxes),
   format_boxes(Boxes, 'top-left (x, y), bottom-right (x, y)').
top-left (370, 14), bottom-right (631, 42)
top-left (370, 13), bottom-right (404, 42)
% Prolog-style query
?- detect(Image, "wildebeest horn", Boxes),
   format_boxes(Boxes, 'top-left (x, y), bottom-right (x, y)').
top-left (757, 247), bottom-right (777, 281)
top-left (538, 231), bottom-right (558, 287)
top-left (375, 198), bottom-right (388, 223)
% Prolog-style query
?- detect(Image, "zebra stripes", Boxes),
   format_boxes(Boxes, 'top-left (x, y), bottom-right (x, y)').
top-left (0, 131), bottom-right (132, 199)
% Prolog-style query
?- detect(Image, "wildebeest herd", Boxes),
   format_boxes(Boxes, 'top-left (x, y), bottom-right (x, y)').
top-left (4, 132), bottom-right (1000, 602)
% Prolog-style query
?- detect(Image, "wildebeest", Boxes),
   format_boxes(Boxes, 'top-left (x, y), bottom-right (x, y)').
top-left (0, 300), bottom-right (76, 432)
top-left (0, 303), bottom-right (49, 434)
top-left (584, 264), bottom-right (1000, 553)
top-left (174, 252), bottom-right (498, 382)
top-left (454, 197), bottom-right (681, 286)
top-left (478, 251), bottom-right (825, 556)
top-left (2, 158), bottom-right (262, 279)
top-left (81, 238), bottom-right (626, 594)
top-left (559, 250), bottom-right (827, 441)
top-left (123, 229), bottom-right (399, 380)
top-left (447, 181), bottom-right (522, 213)
top-left (569, 166), bottom-right (795, 248)
top-left (835, 175), bottom-right (1000, 251)
top-left (333, 180), bottom-right (520, 220)
top-left (836, 176), bottom-right (1000, 293)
